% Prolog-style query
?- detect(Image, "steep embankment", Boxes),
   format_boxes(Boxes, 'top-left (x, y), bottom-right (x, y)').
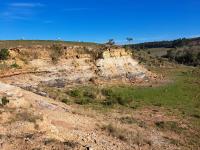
top-left (0, 80), bottom-right (183, 150)
top-left (0, 82), bottom-right (134, 150)
top-left (0, 45), bottom-right (156, 91)
top-left (1, 45), bottom-right (198, 150)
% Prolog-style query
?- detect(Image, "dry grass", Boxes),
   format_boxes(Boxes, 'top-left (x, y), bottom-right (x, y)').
top-left (0, 40), bottom-right (99, 49)
top-left (9, 110), bottom-right (43, 125)
top-left (101, 124), bottom-right (151, 146)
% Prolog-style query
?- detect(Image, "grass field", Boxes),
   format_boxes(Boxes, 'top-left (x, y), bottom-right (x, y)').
top-left (146, 48), bottom-right (171, 57)
top-left (42, 66), bottom-right (200, 124)
top-left (40, 65), bottom-right (200, 148)
top-left (105, 67), bottom-right (200, 117)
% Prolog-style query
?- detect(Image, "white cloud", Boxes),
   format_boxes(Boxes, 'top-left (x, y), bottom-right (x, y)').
top-left (9, 3), bottom-right (44, 8)
top-left (0, 2), bottom-right (44, 21)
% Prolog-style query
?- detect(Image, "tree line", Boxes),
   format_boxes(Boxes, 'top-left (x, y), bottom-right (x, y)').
top-left (127, 37), bottom-right (200, 49)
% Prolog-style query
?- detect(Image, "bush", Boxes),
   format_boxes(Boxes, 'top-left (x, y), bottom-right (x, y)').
top-left (163, 47), bottom-right (200, 66)
top-left (0, 48), bottom-right (9, 60)
top-left (102, 99), bottom-right (118, 106)
top-left (10, 63), bottom-right (21, 69)
top-left (67, 88), bottom-right (94, 105)
top-left (102, 88), bottom-right (133, 106)
top-left (101, 89), bottom-right (113, 97)
top-left (155, 121), bottom-right (183, 133)
top-left (0, 97), bottom-right (9, 106)
top-left (61, 98), bottom-right (69, 104)
top-left (101, 124), bottom-right (127, 141)
top-left (83, 90), bottom-right (96, 99)
top-left (50, 44), bottom-right (63, 63)
top-left (68, 89), bottom-right (82, 97)
top-left (74, 97), bottom-right (91, 105)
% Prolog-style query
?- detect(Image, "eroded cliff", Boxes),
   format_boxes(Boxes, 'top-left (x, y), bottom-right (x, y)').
top-left (0, 45), bottom-right (156, 90)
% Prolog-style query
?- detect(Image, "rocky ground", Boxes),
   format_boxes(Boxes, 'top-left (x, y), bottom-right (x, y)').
top-left (0, 82), bottom-right (187, 150)
top-left (0, 45), bottom-right (196, 150)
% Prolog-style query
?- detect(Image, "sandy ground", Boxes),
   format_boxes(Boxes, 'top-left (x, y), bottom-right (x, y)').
top-left (0, 81), bottom-right (189, 150)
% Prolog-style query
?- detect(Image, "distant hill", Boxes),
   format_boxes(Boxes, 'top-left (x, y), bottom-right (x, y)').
top-left (128, 37), bottom-right (200, 50)
top-left (125, 37), bottom-right (200, 66)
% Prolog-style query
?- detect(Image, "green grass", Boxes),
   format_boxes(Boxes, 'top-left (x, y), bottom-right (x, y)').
top-left (41, 66), bottom-right (200, 125)
top-left (10, 63), bottom-right (21, 69)
top-left (40, 66), bottom-right (200, 148)
top-left (101, 68), bottom-right (200, 118)
top-left (42, 67), bottom-right (200, 119)
top-left (83, 67), bottom-right (200, 128)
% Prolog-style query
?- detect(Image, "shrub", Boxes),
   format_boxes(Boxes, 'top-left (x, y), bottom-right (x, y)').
top-left (0, 97), bottom-right (9, 106)
top-left (102, 99), bottom-right (117, 106)
top-left (50, 44), bottom-right (63, 63)
top-left (61, 98), bottom-right (69, 104)
top-left (83, 90), bottom-right (96, 99)
top-left (67, 88), bottom-right (94, 105)
top-left (74, 97), bottom-right (91, 105)
top-left (0, 48), bottom-right (9, 60)
top-left (68, 89), bottom-right (82, 97)
top-left (10, 63), bottom-right (21, 69)
top-left (101, 88), bottom-right (133, 106)
top-left (101, 124), bottom-right (127, 141)
top-left (155, 121), bottom-right (184, 133)
top-left (101, 89), bottom-right (113, 97)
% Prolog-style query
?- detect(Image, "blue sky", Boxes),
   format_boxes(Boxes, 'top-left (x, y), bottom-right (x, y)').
top-left (0, 0), bottom-right (200, 43)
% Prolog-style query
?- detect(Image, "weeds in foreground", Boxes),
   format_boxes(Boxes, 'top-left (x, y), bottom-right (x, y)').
top-left (101, 124), bottom-right (127, 141)
top-left (119, 116), bottom-right (146, 128)
top-left (101, 124), bottom-right (151, 146)
top-left (155, 121), bottom-right (184, 134)
top-left (13, 111), bottom-right (43, 123)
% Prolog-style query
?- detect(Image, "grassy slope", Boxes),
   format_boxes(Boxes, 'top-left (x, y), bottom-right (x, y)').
top-left (0, 40), bottom-right (99, 49)
top-left (108, 67), bottom-right (200, 117)
top-left (146, 48), bottom-right (171, 56)
top-left (42, 66), bottom-right (200, 125)
top-left (41, 65), bottom-right (200, 148)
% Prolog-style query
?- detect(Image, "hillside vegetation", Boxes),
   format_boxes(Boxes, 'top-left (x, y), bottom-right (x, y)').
top-left (126, 37), bottom-right (200, 66)
top-left (130, 37), bottom-right (200, 49)
top-left (0, 41), bottom-right (200, 149)
top-left (0, 40), bottom-right (99, 49)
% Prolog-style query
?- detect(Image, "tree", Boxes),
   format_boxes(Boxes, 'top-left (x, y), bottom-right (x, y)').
top-left (126, 37), bottom-right (133, 44)
top-left (106, 39), bottom-right (115, 45)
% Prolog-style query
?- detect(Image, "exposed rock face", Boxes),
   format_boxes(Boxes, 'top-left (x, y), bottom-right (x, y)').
top-left (100, 48), bottom-right (131, 58)
top-left (96, 48), bottom-right (150, 80)
top-left (0, 46), bottom-right (155, 89)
